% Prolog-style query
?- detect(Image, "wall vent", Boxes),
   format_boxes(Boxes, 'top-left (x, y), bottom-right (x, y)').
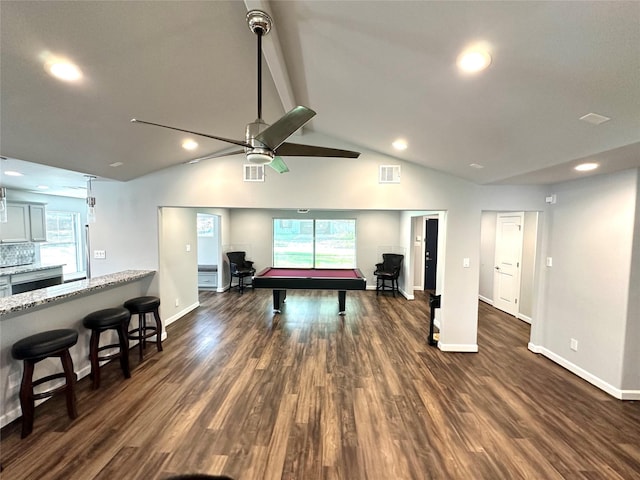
top-left (243, 164), bottom-right (265, 182)
top-left (379, 165), bottom-right (401, 183)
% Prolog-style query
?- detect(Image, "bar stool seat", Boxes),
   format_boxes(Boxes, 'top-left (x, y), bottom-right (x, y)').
top-left (11, 329), bottom-right (78, 438)
top-left (124, 296), bottom-right (163, 361)
top-left (82, 307), bottom-right (131, 389)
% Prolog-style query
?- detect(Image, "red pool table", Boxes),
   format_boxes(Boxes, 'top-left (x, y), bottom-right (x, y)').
top-left (252, 267), bottom-right (366, 314)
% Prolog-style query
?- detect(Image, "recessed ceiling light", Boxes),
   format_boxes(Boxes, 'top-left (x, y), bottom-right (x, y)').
top-left (182, 139), bottom-right (198, 151)
top-left (469, 163), bottom-right (484, 169)
top-left (392, 139), bottom-right (408, 151)
top-left (4, 170), bottom-right (23, 177)
top-left (46, 60), bottom-right (82, 82)
top-left (457, 46), bottom-right (492, 73)
top-left (579, 113), bottom-right (611, 125)
top-left (109, 161), bottom-right (123, 167)
top-left (575, 163), bottom-right (599, 172)
top-left (36, 185), bottom-right (49, 190)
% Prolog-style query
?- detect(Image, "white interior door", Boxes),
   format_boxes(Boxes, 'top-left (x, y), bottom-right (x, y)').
top-left (493, 212), bottom-right (524, 316)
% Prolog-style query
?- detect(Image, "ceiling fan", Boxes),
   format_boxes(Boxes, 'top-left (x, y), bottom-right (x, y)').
top-left (131, 9), bottom-right (360, 174)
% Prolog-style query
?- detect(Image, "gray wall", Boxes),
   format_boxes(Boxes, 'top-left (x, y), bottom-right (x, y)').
top-left (479, 212), bottom-right (496, 301)
top-left (520, 212), bottom-right (539, 319)
top-left (622, 169), bottom-right (640, 390)
top-left (530, 169), bottom-right (638, 394)
top-left (158, 207), bottom-right (199, 325)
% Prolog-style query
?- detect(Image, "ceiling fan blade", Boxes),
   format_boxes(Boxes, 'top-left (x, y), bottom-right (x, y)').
top-left (185, 147), bottom-right (245, 164)
top-left (268, 156), bottom-right (290, 174)
top-left (254, 106), bottom-right (316, 150)
top-left (131, 119), bottom-right (250, 149)
top-left (275, 142), bottom-right (361, 158)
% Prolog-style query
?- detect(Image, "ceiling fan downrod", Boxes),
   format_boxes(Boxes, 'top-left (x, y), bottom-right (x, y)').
top-left (247, 10), bottom-right (272, 122)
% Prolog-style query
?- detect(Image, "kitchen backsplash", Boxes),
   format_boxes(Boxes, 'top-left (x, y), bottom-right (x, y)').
top-left (0, 243), bottom-right (36, 267)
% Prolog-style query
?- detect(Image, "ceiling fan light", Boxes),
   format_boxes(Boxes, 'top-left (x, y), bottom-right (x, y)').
top-left (247, 151), bottom-right (273, 165)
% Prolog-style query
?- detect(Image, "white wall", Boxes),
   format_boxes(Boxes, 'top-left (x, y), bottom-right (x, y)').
top-left (158, 207), bottom-right (199, 326)
top-left (622, 169), bottom-right (640, 390)
top-left (520, 212), bottom-right (539, 319)
top-left (531, 169), bottom-right (638, 397)
top-left (479, 211), bottom-right (496, 301)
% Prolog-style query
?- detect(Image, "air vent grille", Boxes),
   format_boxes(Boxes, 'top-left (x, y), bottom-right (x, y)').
top-left (244, 164), bottom-right (265, 182)
top-left (379, 165), bottom-right (401, 184)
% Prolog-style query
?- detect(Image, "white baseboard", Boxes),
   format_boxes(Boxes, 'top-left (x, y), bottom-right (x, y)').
top-left (478, 295), bottom-right (493, 305)
top-left (438, 343), bottom-right (479, 353)
top-left (401, 288), bottom-right (413, 300)
top-left (527, 342), bottom-right (639, 400)
top-left (517, 313), bottom-right (532, 324)
top-left (164, 301), bottom-right (199, 327)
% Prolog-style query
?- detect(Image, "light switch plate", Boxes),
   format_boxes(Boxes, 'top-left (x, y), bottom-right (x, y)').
top-left (463, 258), bottom-right (470, 268)
top-left (94, 250), bottom-right (106, 259)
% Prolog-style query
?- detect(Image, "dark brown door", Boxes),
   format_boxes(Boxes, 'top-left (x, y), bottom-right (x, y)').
top-left (424, 218), bottom-right (438, 290)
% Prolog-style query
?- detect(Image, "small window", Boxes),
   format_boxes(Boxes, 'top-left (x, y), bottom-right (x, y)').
top-left (197, 214), bottom-right (215, 237)
top-left (273, 219), bottom-right (356, 268)
top-left (41, 211), bottom-right (83, 275)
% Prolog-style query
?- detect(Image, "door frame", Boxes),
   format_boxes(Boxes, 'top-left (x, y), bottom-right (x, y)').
top-left (493, 212), bottom-right (524, 316)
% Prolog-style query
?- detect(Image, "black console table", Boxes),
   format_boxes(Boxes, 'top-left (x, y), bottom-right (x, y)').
top-left (428, 293), bottom-right (441, 346)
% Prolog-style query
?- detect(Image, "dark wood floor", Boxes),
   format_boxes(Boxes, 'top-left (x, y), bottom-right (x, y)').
top-left (1, 289), bottom-right (639, 479)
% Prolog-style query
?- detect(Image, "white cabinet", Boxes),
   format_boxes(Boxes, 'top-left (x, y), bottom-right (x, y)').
top-left (0, 202), bottom-right (47, 243)
top-left (198, 271), bottom-right (218, 289)
top-left (29, 204), bottom-right (47, 241)
top-left (0, 204), bottom-right (30, 242)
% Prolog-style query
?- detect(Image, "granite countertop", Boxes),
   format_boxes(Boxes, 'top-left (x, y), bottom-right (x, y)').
top-left (0, 263), bottom-right (66, 276)
top-left (0, 269), bottom-right (156, 316)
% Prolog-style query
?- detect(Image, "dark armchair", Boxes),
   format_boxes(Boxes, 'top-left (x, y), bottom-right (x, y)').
top-left (226, 251), bottom-right (256, 294)
top-left (374, 253), bottom-right (404, 296)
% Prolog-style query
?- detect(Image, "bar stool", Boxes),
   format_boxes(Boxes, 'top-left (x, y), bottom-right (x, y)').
top-left (124, 296), bottom-right (163, 361)
top-left (82, 307), bottom-right (131, 389)
top-left (11, 329), bottom-right (79, 438)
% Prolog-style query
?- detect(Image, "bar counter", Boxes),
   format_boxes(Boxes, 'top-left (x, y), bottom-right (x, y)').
top-left (0, 270), bottom-right (156, 317)
top-left (0, 269), bottom-right (157, 428)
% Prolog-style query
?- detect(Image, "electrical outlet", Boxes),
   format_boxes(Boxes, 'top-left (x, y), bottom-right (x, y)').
top-left (94, 250), bottom-right (106, 259)
top-left (570, 338), bottom-right (578, 351)
top-left (546, 257), bottom-right (553, 267)
top-left (175, 298), bottom-right (180, 307)
top-left (185, 244), bottom-right (191, 252)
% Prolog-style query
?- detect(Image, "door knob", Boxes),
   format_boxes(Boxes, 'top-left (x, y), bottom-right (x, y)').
top-left (494, 266), bottom-right (500, 270)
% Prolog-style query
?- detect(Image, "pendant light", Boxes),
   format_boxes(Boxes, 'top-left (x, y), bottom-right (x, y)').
top-left (85, 175), bottom-right (97, 223)
top-left (0, 157), bottom-right (7, 223)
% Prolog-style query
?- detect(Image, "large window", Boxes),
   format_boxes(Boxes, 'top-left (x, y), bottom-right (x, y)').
top-left (40, 211), bottom-right (83, 275)
top-left (273, 219), bottom-right (356, 268)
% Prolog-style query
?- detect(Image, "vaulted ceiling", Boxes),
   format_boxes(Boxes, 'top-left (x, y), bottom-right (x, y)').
top-left (1, 0), bottom-right (639, 195)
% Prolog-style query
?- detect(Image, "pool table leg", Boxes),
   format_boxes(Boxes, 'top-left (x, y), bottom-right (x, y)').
top-left (338, 290), bottom-right (347, 315)
top-left (273, 289), bottom-right (286, 313)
